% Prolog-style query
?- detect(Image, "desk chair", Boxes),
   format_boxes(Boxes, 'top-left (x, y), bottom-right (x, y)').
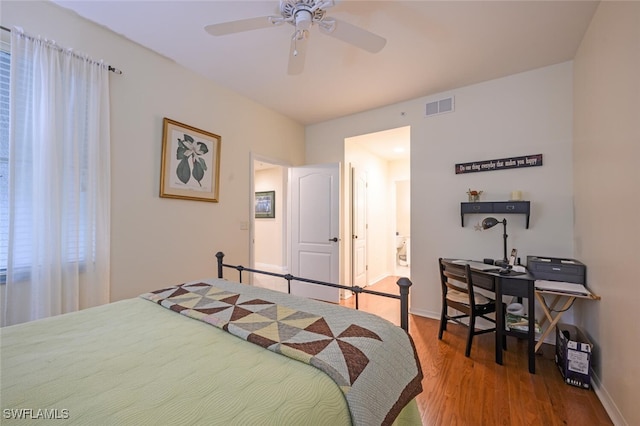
top-left (438, 258), bottom-right (501, 357)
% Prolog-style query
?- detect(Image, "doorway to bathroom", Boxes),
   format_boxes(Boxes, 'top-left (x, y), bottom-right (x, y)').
top-left (345, 126), bottom-right (411, 286)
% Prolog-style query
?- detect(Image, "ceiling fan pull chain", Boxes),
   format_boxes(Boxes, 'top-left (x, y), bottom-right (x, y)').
top-left (292, 29), bottom-right (307, 56)
top-left (292, 31), bottom-right (299, 56)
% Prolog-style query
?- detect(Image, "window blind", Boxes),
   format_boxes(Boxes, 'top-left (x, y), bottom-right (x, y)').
top-left (0, 49), bottom-right (9, 275)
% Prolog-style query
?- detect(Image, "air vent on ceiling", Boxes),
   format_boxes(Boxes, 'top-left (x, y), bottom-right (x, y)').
top-left (425, 96), bottom-right (455, 117)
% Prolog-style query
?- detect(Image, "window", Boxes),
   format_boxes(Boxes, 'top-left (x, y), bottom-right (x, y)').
top-left (2, 29), bottom-right (111, 325)
top-left (1, 36), bottom-right (106, 285)
top-left (0, 49), bottom-right (9, 279)
top-left (0, 47), bottom-right (90, 280)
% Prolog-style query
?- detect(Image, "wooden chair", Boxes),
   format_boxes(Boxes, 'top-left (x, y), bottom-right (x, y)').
top-left (438, 258), bottom-right (501, 357)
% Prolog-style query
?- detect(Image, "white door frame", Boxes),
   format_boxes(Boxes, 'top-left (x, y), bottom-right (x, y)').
top-left (351, 165), bottom-right (368, 287)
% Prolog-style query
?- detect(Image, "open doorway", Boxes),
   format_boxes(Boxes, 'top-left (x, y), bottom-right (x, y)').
top-left (251, 155), bottom-right (287, 292)
top-left (251, 155), bottom-right (341, 303)
top-left (344, 126), bottom-right (411, 288)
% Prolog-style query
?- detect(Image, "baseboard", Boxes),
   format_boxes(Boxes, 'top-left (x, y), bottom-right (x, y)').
top-left (590, 370), bottom-right (628, 426)
top-left (409, 308), bottom-right (440, 320)
top-left (367, 273), bottom-right (388, 287)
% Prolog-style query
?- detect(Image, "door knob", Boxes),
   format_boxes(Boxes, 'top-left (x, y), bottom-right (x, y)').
top-left (328, 237), bottom-right (338, 242)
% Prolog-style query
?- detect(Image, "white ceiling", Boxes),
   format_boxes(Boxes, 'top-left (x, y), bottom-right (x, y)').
top-left (52, 0), bottom-right (599, 130)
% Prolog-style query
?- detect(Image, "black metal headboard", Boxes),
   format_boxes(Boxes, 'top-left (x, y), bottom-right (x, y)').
top-left (215, 251), bottom-right (412, 332)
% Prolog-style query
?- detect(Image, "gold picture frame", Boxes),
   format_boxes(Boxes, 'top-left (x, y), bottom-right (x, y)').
top-left (160, 117), bottom-right (221, 202)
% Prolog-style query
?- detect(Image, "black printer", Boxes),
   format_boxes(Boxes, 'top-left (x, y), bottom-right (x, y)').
top-left (526, 256), bottom-right (586, 284)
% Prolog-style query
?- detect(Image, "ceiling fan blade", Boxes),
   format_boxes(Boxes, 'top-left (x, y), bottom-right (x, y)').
top-left (287, 34), bottom-right (308, 75)
top-left (320, 18), bottom-right (386, 53)
top-left (205, 16), bottom-right (277, 36)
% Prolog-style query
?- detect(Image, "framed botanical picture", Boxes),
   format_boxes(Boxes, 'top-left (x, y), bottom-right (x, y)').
top-left (160, 117), bottom-right (221, 202)
top-left (255, 191), bottom-right (275, 219)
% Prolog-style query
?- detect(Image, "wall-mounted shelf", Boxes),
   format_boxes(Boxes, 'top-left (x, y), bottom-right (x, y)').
top-left (461, 201), bottom-right (530, 228)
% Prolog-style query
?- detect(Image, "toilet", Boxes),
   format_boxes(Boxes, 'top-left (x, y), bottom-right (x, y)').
top-left (396, 236), bottom-right (410, 266)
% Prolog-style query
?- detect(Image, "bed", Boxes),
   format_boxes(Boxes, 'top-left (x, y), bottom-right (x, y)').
top-left (1, 253), bottom-right (423, 425)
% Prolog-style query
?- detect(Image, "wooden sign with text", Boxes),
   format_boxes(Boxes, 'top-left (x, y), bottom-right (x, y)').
top-left (455, 154), bottom-right (543, 174)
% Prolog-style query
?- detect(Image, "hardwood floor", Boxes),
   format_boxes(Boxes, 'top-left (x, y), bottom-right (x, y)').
top-left (340, 276), bottom-right (612, 426)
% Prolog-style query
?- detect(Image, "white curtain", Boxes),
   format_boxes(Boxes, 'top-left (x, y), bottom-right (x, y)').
top-left (1, 29), bottom-right (111, 326)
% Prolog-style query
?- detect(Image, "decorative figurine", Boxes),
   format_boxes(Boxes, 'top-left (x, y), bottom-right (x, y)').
top-left (467, 189), bottom-right (482, 202)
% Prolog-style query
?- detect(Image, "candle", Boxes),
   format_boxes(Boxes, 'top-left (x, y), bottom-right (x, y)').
top-left (511, 190), bottom-right (522, 201)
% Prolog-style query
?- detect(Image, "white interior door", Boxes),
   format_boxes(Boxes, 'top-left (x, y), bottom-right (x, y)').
top-left (351, 166), bottom-right (368, 287)
top-left (289, 163), bottom-right (340, 302)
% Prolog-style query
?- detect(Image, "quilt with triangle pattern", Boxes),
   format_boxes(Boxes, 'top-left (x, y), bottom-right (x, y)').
top-left (141, 278), bottom-right (422, 426)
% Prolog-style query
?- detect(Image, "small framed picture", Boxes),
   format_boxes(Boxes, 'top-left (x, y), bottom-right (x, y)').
top-left (160, 118), bottom-right (221, 202)
top-left (509, 248), bottom-right (518, 266)
top-left (255, 191), bottom-right (275, 219)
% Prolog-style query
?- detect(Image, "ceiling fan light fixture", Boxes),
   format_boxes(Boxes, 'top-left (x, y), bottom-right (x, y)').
top-left (281, 0), bottom-right (328, 27)
top-left (294, 9), bottom-right (313, 31)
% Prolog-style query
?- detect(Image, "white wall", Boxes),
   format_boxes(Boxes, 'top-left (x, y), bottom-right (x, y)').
top-left (573, 2), bottom-right (640, 424)
top-left (307, 62), bottom-right (575, 319)
top-left (389, 159), bottom-right (411, 183)
top-left (2, 1), bottom-right (305, 302)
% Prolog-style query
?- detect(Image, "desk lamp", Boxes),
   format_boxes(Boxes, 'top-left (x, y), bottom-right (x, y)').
top-left (482, 217), bottom-right (508, 265)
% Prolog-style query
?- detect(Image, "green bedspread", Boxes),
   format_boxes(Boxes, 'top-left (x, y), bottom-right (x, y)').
top-left (1, 280), bottom-right (422, 425)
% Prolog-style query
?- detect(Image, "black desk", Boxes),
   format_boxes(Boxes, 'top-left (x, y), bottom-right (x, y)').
top-left (441, 259), bottom-right (538, 373)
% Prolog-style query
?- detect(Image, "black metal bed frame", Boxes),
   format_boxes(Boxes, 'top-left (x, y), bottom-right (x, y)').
top-left (215, 252), bottom-right (413, 332)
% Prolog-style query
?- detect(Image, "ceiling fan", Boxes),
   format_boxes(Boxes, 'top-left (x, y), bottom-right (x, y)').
top-left (204, 0), bottom-right (386, 75)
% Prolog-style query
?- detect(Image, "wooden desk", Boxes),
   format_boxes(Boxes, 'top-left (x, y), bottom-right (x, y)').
top-left (441, 259), bottom-right (601, 374)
